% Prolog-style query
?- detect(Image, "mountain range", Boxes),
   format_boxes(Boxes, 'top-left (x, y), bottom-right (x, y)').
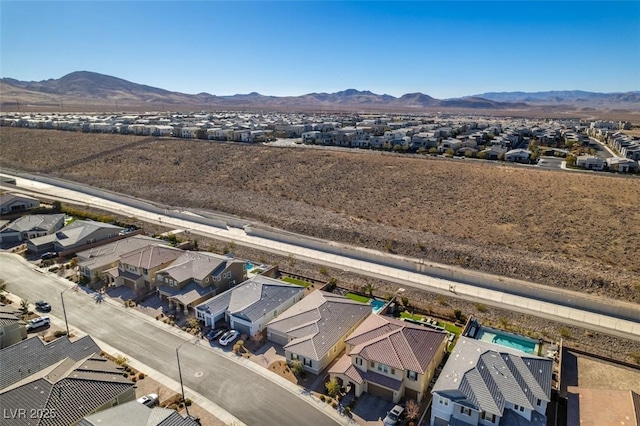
top-left (1, 71), bottom-right (639, 112)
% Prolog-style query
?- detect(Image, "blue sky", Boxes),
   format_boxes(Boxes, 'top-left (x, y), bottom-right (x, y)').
top-left (1, 1), bottom-right (638, 98)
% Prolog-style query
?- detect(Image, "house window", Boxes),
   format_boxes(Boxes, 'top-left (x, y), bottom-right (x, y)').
top-left (304, 358), bottom-right (312, 367)
top-left (536, 399), bottom-right (541, 407)
top-left (407, 370), bottom-right (418, 381)
top-left (370, 361), bottom-right (375, 368)
top-left (224, 271), bottom-right (231, 279)
top-left (391, 368), bottom-right (395, 375)
top-left (482, 412), bottom-right (496, 423)
top-left (460, 406), bottom-right (471, 416)
top-left (291, 353), bottom-right (299, 360)
top-left (143, 268), bottom-right (148, 275)
top-left (377, 363), bottom-right (389, 374)
top-left (356, 358), bottom-right (362, 366)
top-left (439, 397), bottom-right (449, 406)
top-left (519, 406), bottom-right (524, 412)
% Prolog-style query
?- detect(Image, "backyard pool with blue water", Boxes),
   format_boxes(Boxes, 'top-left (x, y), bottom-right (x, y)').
top-left (476, 326), bottom-right (538, 354)
top-left (369, 299), bottom-right (386, 314)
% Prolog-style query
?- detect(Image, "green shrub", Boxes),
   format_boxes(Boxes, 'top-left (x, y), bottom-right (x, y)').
top-left (319, 395), bottom-right (326, 402)
top-left (53, 330), bottom-right (67, 338)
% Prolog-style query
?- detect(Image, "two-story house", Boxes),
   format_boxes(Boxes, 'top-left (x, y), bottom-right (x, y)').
top-left (156, 251), bottom-right (247, 315)
top-left (114, 245), bottom-right (184, 295)
top-left (430, 337), bottom-right (552, 426)
top-left (77, 235), bottom-right (169, 284)
top-left (329, 315), bottom-right (448, 403)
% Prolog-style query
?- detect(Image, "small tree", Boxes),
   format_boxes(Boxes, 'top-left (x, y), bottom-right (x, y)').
top-left (20, 299), bottom-right (29, 315)
top-left (454, 309), bottom-right (463, 321)
top-left (362, 283), bottom-right (376, 297)
top-left (319, 266), bottom-right (329, 276)
top-left (405, 399), bottom-right (420, 421)
top-left (325, 377), bottom-right (341, 398)
top-left (289, 359), bottom-right (303, 376)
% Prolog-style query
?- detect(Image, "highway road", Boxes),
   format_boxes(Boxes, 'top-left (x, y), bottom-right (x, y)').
top-left (2, 172), bottom-right (640, 342)
top-left (0, 253), bottom-right (339, 426)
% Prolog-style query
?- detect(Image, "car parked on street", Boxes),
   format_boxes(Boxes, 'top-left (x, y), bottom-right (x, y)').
top-left (206, 326), bottom-right (229, 341)
top-left (136, 393), bottom-right (158, 407)
top-left (218, 330), bottom-right (240, 346)
top-left (26, 316), bottom-right (51, 331)
top-left (35, 301), bottom-right (52, 312)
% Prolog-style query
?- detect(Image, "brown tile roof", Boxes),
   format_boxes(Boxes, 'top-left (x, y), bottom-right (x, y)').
top-left (329, 354), bottom-right (364, 384)
top-left (346, 315), bottom-right (447, 374)
top-left (567, 387), bottom-right (640, 426)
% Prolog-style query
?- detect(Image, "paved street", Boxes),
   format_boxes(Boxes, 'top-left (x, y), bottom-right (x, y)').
top-left (0, 253), bottom-right (339, 426)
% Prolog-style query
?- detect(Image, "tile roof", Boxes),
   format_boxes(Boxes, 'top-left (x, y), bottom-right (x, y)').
top-left (167, 281), bottom-right (215, 306)
top-left (157, 251), bottom-right (243, 283)
top-left (119, 245), bottom-right (183, 269)
top-left (1, 353), bottom-right (134, 426)
top-left (2, 214), bottom-right (64, 233)
top-left (0, 311), bottom-right (20, 327)
top-left (0, 193), bottom-right (39, 207)
top-left (346, 315), bottom-right (447, 374)
top-left (267, 291), bottom-right (371, 361)
top-left (329, 354), bottom-right (364, 384)
top-left (432, 337), bottom-right (552, 419)
top-left (195, 275), bottom-right (304, 323)
top-left (79, 400), bottom-right (201, 426)
top-left (0, 336), bottom-right (100, 390)
top-left (28, 220), bottom-right (124, 249)
top-left (77, 236), bottom-right (168, 270)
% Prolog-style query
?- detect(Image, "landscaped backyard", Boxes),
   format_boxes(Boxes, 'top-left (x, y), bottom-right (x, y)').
top-left (344, 292), bottom-right (371, 304)
top-left (400, 311), bottom-right (462, 335)
top-left (281, 276), bottom-right (312, 287)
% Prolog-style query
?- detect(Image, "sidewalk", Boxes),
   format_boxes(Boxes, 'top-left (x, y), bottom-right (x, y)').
top-left (7, 256), bottom-right (353, 426)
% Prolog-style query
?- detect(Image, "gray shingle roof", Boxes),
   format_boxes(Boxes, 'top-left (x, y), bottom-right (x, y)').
top-left (267, 291), bottom-right (371, 361)
top-left (0, 336), bottom-right (100, 390)
top-left (1, 214), bottom-right (64, 233)
top-left (28, 220), bottom-right (124, 249)
top-left (346, 315), bottom-right (447, 374)
top-left (195, 275), bottom-right (304, 323)
top-left (432, 337), bottom-right (552, 418)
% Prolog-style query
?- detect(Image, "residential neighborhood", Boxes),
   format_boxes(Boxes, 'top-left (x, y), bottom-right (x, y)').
top-left (1, 112), bottom-right (638, 174)
top-left (0, 183), bottom-right (637, 426)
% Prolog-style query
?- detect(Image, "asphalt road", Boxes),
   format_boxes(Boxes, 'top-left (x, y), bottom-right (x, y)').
top-left (0, 253), bottom-right (338, 426)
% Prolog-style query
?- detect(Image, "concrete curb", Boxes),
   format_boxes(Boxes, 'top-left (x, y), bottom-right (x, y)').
top-left (5, 254), bottom-right (350, 426)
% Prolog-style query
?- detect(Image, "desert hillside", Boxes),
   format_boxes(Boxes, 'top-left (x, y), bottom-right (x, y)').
top-left (1, 128), bottom-right (639, 301)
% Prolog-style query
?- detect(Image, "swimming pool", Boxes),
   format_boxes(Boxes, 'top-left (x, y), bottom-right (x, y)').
top-left (475, 327), bottom-right (538, 355)
top-left (369, 299), bottom-right (386, 314)
top-left (246, 261), bottom-right (254, 271)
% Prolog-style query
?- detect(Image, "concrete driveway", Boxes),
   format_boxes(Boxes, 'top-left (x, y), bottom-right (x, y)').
top-left (352, 393), bottom-right (395, 424)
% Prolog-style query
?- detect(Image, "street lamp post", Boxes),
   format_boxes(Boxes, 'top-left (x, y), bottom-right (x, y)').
top-left (60, 287), bottom-right (73, 337)
top-left (176, 338), bottom-right (199, 418)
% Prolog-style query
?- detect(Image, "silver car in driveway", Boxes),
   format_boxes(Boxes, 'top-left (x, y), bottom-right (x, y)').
top-left (219, 330), bottom-right (239, 346)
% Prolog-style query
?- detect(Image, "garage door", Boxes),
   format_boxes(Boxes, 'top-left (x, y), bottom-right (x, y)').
top-left (404, 388), bottom-right (419, 401)
top-left (367, 383), bottom-right (394, 401)
top-left (233, 322), bottom-right (251, 336)
top-left (267, 330), bottom-right (289, 346)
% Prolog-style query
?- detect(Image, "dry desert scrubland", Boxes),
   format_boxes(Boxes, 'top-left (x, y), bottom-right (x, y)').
top-left (1, 127), bottom-right (639, 303)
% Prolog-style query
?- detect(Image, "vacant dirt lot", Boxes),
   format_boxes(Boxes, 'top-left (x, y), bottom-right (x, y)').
top-left (2, 128), bottom-right (639, 302)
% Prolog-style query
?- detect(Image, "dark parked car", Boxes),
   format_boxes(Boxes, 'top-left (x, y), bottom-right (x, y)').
top-left (40, 252), bottom-right (58, 260)
top-left (206, 326), bottom-right (229, 341)
top-left (35, 301), bottom-right (52, 312)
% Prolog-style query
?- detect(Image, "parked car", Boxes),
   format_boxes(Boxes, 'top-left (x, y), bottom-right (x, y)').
top-left (40, 252), bottom-right (58, 260)
top-left (206, 326), bottom-right (229, 341)
top-left (35, 301), bottom-right (51, 312)
top-left (136, 393), bottom-right (158, 407)
top-left (26, 316), bottom-right (51, 331)
top-left (218, 330), bottom-right (240, 346)
top-left (383, 405), bottom-right (405, 426)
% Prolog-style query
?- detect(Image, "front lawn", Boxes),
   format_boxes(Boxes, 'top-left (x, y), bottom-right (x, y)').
top-left (344, 293), bottom-right (370, 304)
